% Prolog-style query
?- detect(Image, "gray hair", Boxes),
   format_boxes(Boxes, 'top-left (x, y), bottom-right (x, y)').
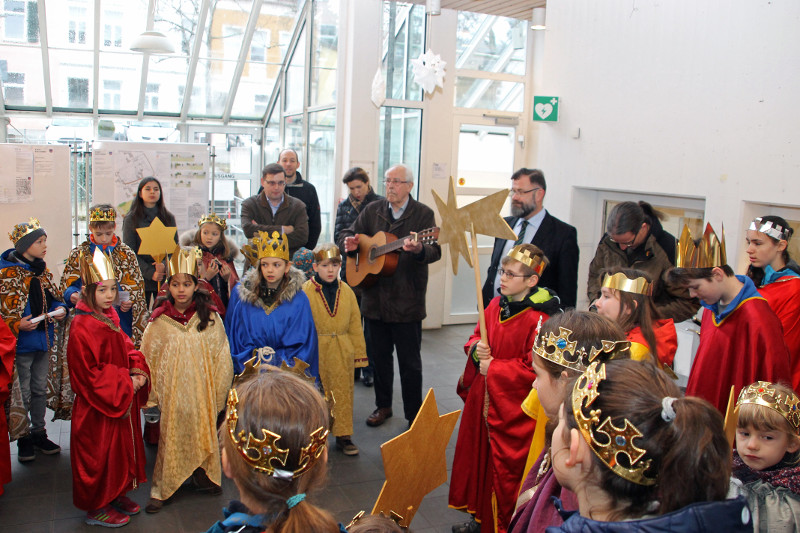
top-left (385, 164), bottom-right (415, 183)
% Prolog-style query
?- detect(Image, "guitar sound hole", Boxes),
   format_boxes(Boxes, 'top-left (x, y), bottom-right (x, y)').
top-left (368, 247), bottom-right (377, 261)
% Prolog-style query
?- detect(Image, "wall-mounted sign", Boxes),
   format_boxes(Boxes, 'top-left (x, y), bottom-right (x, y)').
top-left (533, 96), bottom-right (559, 122)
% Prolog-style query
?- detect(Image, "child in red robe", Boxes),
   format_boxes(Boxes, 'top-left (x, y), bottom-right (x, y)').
top-left (66, 249), bottom-right (150, 527)
top-left (0, 319), bottom-right (15, 495)
top-left (449, 244), bottom-right (562, 533)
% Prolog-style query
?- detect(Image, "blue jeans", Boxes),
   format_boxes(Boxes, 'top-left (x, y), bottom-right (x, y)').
top-left (15, 350), bottom-right (48, 433)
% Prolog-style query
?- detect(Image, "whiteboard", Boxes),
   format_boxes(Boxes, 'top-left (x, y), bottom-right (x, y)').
top-left (92, 141), bottom-right (210, 233)
top-left (0, 144), bottom-right (71, 279)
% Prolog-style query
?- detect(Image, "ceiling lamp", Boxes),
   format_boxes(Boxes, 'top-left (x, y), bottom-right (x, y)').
top-left (130, 30), bottom-right (175, 54)
top-left (531, 7), bottom-right (546, 30)
top-left (426, 0), bottom-right (441, 16)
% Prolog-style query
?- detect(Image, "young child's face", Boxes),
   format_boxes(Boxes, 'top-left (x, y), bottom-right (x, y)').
top-left (200, 223), bottom-right (222, 249)
top-left (745, 229), bottom-right (785, 269)
top-left (685, 277), bottom-right (724, 304)
top-left (531, 354), bottom-right (567, 419)
top-left (595, 287), bottom-right (624, 321)
top-left (499, 260), bottom-right (536, 300)
top-left (90, 225), bottom-right (115, 245)
top-left (24, 235), bottom-right (47, 260)
top-left (312, 258), bottom-right (341, 283)
top-left (736, 424), bottom-right (799, 471)
top-left (168, 273), bottom-right (197, 308)
top-left (260, 258), bottom-right (289, 289)
top-left (95, 279), bottom-right (118, 310)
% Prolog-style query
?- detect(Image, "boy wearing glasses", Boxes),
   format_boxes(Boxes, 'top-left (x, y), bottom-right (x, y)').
top-left (241, 162), bottom-right (309, 257)
top-left (450, 243), bottom-right (562, 533)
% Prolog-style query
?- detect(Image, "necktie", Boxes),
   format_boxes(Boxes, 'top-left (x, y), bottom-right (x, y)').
top-left (515, 220), bottom-right (528, 245)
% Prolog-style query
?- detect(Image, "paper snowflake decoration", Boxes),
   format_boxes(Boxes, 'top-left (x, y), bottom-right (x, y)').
top-left (410, 49), bottom-right (446, 94)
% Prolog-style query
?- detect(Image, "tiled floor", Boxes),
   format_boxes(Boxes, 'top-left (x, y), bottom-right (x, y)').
top-left (0, 324), bottom-right (476, 532)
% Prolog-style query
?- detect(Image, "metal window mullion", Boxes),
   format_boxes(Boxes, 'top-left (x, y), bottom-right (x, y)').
top-left (38, 0), bottom-right (53, 115)
top-left (222, 0), bottom-right (264, 124)
top-left (455, 16), bottom-right (495, 70)
top-left (301, 2), bottom-right (311, 162)
top-left (179, 0), bottom-right (210, 121)
top-left (92, 0), bottom-right (100, 114)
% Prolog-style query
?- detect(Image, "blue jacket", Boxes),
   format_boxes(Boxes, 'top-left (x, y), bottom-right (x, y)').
top-left (547, 497), bottom-right (753, 533)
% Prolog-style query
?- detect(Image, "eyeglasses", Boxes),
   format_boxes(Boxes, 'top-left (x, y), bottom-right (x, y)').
top-left (384, 179), bottom-right (410, 186)
top-left (610, 235), bottom-right (637, 247)
top-left (509, 187), bottom-right (542, 198)
top-left (265, 180), bottom-right (285, 187)
top-left (498, 268), bottom-right (532, 279)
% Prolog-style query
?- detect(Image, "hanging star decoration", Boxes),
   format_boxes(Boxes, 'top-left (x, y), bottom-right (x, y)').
top-left (136, 216), bottom-right (178, 263)
top-left (372, 389), bottom-right (460, 527)
top-left (432, 176), bottom-right (517, 275)
top-left (410, 49), bottom-right (446, 94)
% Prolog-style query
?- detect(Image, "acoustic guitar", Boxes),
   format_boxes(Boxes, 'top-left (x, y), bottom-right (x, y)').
top-left (346, 227), bottom-right (440, 287)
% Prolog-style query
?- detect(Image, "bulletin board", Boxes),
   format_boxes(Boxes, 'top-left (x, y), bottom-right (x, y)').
top-left (92, 141), bottom-right (210, 233)
top-left (0, 144), bottom-right (72, 279)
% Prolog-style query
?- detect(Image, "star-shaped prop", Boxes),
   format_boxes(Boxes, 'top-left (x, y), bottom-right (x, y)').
top-left (432, 176), bottom-right (516, 275)
top-left (410, 49), bottom-right (446, 94)
top-left (372, 389), bottom-right (460, 527)
top-left (136, 216), bottom-right (178, 262)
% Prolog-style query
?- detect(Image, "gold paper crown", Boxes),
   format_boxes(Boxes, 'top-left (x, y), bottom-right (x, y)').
top-left (8, 218), bottom-right (42, 245)
top-left (533, 325), bottom-right (631, 373)
top-left (601, 272), bottom-right (651, 296)
top-left (737, 381), bottom-right (800, 435)
top-left (572, 361), bottom-right (656, 486)
top-left (226, 388), bottom-right (329, 478)
top-left (314, 246), bottom-right (341, 263)
top-left (241, 231), bottom-right (290, 265)
top-left (89, 207), bottom-right (117, 223)
top-left (199, 213), bottom-right (227, 231)
top-left (168, 245), bottom-right (202, 278)
top-left (676, 223), bottom-right (727, 268)
top-left (79, 248), bottom-right (116, 284)
top-left (507, 244), bottom-right (546, 277)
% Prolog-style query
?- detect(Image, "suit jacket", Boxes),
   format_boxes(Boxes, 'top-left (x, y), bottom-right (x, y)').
top-left (482, 212), bottom-right (579, 309)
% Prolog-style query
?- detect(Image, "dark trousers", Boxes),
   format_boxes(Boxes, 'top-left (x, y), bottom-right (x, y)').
top-left (365, 318), bottom-right (423, 422)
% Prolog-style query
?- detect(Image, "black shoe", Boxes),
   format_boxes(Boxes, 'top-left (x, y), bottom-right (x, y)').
top-left (17, 436), bottom-right (35, 462)
top-left (452, 518), bottom-right (481, 533)
top-left (361, 374), bottom-right (374, 387)
top-left (335, 436), bottom-right (360, 456)
top-left (32, 431), bottom-right (61, 455)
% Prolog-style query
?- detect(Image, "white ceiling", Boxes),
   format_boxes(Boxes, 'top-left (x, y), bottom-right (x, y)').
top-left (406, 0), bottom-right (546, 20)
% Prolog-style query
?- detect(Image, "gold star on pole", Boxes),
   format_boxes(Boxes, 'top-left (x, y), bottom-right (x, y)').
top-left (136, 216), bottom-right (178, 263)
top-left (432, 176), bottom-right (516, 275)
top-left (371, 389), bottom-right (460, 527)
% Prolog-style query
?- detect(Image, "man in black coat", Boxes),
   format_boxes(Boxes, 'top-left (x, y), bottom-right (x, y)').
top-left (482, 168), bottom-right (580, 308)
top-left (279, 148), bottom-right (321, 250)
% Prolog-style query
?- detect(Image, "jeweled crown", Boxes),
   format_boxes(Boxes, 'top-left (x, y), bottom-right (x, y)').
top-left (226, 388), bottom-right (329, 478)
top-left (601, 272), bottom-right (651, 296)
top-left (572, 361), bottom-right (656, 486)
top-left (168, 245), bottom-right (202, 278)
top-left (89, 207), bottom-right (117, 223)
top-left (676, 223), bottom-right (727, 268)
top-left (737, 381), bottom-right (800, 434)
top-left (507, 244), bottom-right (546, 276)
top-left (9, 218), bottom-right (41, 245)
top-left (749, 217), bottom-right (791, 242)
top-left (80, 248), bottom-right (116, 284)
top-left (199, 213), bottom-right (227, 231)
top-left (533, 326), bottom-right (631, 373)
top-left (241, 231), bottom-right (290, 265)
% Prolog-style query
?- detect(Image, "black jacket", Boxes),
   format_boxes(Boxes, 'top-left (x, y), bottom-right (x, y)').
top-left (482, 211), bottom-right (579, 309)
top-left (284, 171), bottom-right (321, 250)
top-left (333, 188), bottom-right (384, 244)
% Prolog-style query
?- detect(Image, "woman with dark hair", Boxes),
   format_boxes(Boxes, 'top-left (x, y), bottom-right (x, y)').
top-left (587, 201), bottom-right (698, 323)
top-left (122, 177), bottom-right (177, 308)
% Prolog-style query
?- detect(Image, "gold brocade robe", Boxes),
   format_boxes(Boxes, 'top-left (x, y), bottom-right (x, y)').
top-left (140, 311), bottom-right (233, 500)
top-left (302, 278), bottom-right (367, 436)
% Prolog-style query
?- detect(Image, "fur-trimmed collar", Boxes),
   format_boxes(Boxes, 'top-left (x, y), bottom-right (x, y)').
top-left (237, 265), bottom-right (305, 312)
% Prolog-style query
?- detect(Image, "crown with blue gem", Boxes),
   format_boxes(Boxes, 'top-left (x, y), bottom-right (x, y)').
top-left (532, 322), bottom-right (631, 373)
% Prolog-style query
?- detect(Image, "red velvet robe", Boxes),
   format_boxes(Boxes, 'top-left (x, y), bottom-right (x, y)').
top-left (0, 320), bottom-right (15, 496)
top-left (627, 319), bottom-right (678, 367)
top-left (67, 301), bottom-right (150, 511)
top-left (686, 297), bottom-right (791, 412)
top-left (449, 297), bottom-right (545, 533)
top-left (759, 277), bottom-right (800, 391)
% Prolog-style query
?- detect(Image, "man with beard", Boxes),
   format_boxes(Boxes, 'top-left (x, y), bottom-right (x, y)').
top-left (482, 168), bottom-right (579, 308)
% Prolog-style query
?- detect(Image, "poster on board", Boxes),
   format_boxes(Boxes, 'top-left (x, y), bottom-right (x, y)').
top-left (92, 141), bottom-right (210, 232)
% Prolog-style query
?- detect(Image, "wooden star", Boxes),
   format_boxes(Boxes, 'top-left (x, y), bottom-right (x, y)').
top-left (432, 177), bottom-right (516, 275)
top-left (135, 216), bottom-right (177, 262)
top-left (372, 389), bottom-right (460, 527)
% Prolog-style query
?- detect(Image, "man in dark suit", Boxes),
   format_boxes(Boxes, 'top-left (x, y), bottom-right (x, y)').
top-left (482, 168), bottom-right (580, 308)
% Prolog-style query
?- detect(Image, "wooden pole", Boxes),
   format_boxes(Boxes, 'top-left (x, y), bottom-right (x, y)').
top-left (470, 223), bottom-right (487, 343)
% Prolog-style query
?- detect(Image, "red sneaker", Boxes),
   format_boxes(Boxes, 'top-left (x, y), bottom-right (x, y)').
top-left (85, 505), bottom-right (130, 528)
top-left (111, 495), bottom-right (141, 515)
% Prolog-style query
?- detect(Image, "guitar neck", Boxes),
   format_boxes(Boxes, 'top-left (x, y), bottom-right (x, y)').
top-left (374, 235), bottom-right (414, 257)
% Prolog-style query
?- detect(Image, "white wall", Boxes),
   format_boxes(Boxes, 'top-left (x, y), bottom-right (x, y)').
top-left (535, 0), bottom-right (800, 304)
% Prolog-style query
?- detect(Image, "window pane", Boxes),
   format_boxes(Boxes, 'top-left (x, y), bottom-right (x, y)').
top-left (308, 109), bottom-right (336, 243)
top-left (46, 0), bottom-right (92, 49)
top-left (264, 98), bottom-right (281, 163)
top-left (456, 13), bottom-right (527, 75)
top-left (381, 1), bottom-right (424, 101)
top-left (98, 51), bottom-right (141, 111)
top-left (310, 0), bottom-right (338, 108)
top-left (0, 50), bottom-right (44, 107)
top-left (231, 62), bottom-right (280, 119)
top-left (50, 48), bottom-right (92, 109)
top-left (146, 56), bottom-right (190, 114)
top-left (284, 25), bottom-right (306, 112)
top-left (283, 114), bottom-right (304, 155)
top-left (455, 77), bottom-right (524, 112)
top-left (188, 58), bottom-right (236, 117)
top-left (377, 107), bottom-right (421, 198)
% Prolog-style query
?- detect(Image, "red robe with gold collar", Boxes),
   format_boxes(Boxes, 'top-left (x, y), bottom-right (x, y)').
top-left (0, 320), bottom-right (15, 495)
top-left (758, 276), bottom-right (800, 391)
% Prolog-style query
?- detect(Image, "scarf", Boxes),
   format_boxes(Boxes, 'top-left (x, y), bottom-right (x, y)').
top-left (732, 450), bottom-right (800, 494)
top-left (349, 187), bottom-right (373, 212)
